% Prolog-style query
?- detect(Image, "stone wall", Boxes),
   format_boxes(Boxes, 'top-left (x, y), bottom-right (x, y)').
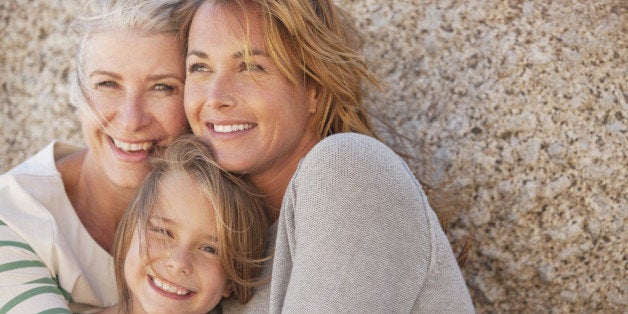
top-left (1, 0), bottom-right (625, 312)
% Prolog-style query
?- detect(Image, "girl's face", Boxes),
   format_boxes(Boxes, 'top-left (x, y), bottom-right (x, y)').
top-left (185, 2), bottom-right (319, 189)
top-left (124, 171), bottom-right (230, 314)
top-left (80, 31), bottom-right (188, 189)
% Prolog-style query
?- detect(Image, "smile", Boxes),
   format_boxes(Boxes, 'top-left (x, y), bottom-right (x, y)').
top-left (213, 123), bottom-right (253, 133)
top-left (150, 275), bottom-right (193, 296)
top-left (112, 138), bottom-right (154, 153)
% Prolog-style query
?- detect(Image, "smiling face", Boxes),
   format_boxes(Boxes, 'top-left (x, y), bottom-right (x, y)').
top-left (80, 30), bottom-right (188, 189)
top-left (124, 171), bottom-right (230, 314)
top-left (185, 2), bottom-right (319, 192)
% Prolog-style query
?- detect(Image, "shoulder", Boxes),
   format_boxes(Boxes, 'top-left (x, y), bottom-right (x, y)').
top-left (294, 133), bottom-right (414, 185)
top-left (305, 133), bottom-right (397, 162)
top-left (0, 141), bottom-right (71, 216)
top-left (4, 141), bottom-right (82, 177)
top-left (0, 171), bottom-right (61, 248)
top-left (0, 142), bottom-right (71, 258)
top-left (286, 133), bottom-right (426, 219)
top-left (299, 133), bottom-right (405, 173)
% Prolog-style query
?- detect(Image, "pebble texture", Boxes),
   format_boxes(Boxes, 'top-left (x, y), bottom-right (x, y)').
top-left (1, 0), bottom-right (626, 312)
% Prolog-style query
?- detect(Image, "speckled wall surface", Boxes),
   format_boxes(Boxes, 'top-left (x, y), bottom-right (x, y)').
top-left (1, 0), bottom-right (626, 312)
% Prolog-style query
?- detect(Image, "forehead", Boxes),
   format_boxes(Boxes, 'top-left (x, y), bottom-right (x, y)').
top-left (189, 1), bottom-right (264, 46)
top-left (82, 30), bottom-right (183, 71)
top-left (153, 171), bottom-right (217, 227)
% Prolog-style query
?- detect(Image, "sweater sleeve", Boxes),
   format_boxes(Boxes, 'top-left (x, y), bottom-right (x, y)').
top-left (0, 219), bottom-right (71, 314)
top-left (270, 133), bottom-right (474, 313)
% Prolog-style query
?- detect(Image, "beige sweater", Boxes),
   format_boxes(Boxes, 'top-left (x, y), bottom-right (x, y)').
top-left (223, 133), bottom-right (474, 313)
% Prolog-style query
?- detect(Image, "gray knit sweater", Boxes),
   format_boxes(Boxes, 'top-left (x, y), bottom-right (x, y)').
top-left (222, 133), bottom-right (474, 313)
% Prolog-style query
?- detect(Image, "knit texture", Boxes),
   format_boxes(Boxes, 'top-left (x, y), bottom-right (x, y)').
top-left (224, 133), bottom-right (474, 313)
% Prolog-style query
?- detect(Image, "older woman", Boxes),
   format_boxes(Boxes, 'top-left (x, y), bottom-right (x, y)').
top-left (175, 0), bottom-right (475, 312)
top-left (0, 0), bottom-right (187, 312)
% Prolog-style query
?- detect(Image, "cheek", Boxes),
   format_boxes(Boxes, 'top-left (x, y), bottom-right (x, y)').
top-left (124, 237), bottom-right (143, 281)
top-left (184, 85), bottom-right (204, 113)
top-left (160, 102), bottom-right (188, 135)
top-left (89, 92), bottom-right (120, 115)
top-left (282, 93), bottom-right (315, 125)
top-left (202, 263), bottom-right (229, 290)
top-left (78, 105), bottom-right (106, 135)
top-left (184, 95), bottom-right (205, 129)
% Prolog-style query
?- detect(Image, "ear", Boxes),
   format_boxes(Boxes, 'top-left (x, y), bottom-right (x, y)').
top-left (222, 281), bottom-right (233, 298)
top-left (306, 83), bottom-right (321, 114)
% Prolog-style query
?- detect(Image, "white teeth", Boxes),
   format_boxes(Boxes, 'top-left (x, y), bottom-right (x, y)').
top-left (112, 138), bottom-right (153, 152)
top-left (214, 123), bottom-right (253, 133)
top-left (151, 276), bottom-right (191, 296)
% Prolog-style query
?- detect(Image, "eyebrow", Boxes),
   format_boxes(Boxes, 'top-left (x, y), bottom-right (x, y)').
top-left (148, 215), bottom-right (219, 242)
top-left (187, 49), bottom-right (269, 60)
top-left (205, 235), bottom-right (219, 243)
top-left (89, 70), bottom-right (121, 79)
top-left (147, 74), bottom-right (184, 82)
top-left (149, 215), bottom-right (175, 225)
top-left (88, 70), bottom-right (183, 82)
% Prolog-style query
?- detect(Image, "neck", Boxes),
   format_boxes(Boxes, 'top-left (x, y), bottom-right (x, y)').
top-left (58, 150), bottom-right (134, 253)
top-left (251, 135), bottom-right (319, 223)
top-left (251, 165), bottom-right (294, 223)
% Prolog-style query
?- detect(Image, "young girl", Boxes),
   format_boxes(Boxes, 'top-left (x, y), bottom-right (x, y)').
top-left (102, 135), bottom-right (268, 313)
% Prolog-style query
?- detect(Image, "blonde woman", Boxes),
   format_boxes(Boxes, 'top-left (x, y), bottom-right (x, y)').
top-left (0, 1), bottom-right (187, 312)
top-left (174, 0), bottom-right (475, 312)
top-left (102, 135), bottom-right (267, 313)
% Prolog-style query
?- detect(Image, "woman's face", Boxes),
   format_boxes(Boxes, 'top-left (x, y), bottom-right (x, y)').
top-left (124, 171), bottom-right (230, 314)
top-left (80, 31), bottom-right (187, 188)
top-left (185, 3), bottom-right (319, 186)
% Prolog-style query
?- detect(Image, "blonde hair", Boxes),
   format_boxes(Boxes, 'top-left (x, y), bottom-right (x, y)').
top-left (70, 0), bottom-right (182, 111)
top-left (174, 0), bottom-right (379, 140)
top-left (112, 135), bottom-right (268, 312)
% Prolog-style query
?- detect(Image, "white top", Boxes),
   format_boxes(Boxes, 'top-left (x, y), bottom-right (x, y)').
top-left (0, 142), bottom-right (117, 313)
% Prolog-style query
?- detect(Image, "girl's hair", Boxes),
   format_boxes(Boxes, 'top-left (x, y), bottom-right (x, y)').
top-left (70, 0), bottom-right (183, 111)
top-left (112, 135), bottom-right (269, 312)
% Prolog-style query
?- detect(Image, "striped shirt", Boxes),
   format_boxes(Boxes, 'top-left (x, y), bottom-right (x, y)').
top-left (0, 142), bottom-right (117, 313)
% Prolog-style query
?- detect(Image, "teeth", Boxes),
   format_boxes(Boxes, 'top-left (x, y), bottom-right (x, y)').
top-left (112, 138), bottom-right (153, 152)
top-left (214, 123), bottom-right (253, 133)
top-left (151, 276), bottom-right (191, 296)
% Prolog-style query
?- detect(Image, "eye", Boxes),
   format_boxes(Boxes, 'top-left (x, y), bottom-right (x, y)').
top-left (187, 63), bottom-right (209, 73)
top-left (94, 81), bottom-right (118, 89)
top-left (200, 245), bottom-right (217, 254)
top-left (153, 83), bottom-right (174, 91)
top-left (240, 62), bottom-right (265, 73)
top-left (148, 225), bottom-right (173, 238)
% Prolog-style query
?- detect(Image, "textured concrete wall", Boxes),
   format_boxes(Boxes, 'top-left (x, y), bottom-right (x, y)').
top-left (1, 0), bottom-right (626, 312)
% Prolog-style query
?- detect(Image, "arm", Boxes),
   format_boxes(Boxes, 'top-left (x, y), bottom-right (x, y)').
top-left (0, 219), bottom-right (72, 314)
top-left (272, 133), bottom-right (473, 313)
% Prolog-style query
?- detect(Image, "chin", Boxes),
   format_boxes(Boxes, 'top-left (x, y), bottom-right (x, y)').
top-left (110, 170), bottom-right (150, 189)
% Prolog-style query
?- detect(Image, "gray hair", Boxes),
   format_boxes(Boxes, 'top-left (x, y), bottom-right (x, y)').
top-left (70, 0), bottom-right (181, 110)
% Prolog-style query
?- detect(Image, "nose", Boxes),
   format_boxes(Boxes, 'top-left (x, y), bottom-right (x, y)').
top-left (204, 72), bottom-right (236, 110)
top-left (165, 246), bottom-right (193, 276)
top-left (116, 91), bottom-right (150, 131)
